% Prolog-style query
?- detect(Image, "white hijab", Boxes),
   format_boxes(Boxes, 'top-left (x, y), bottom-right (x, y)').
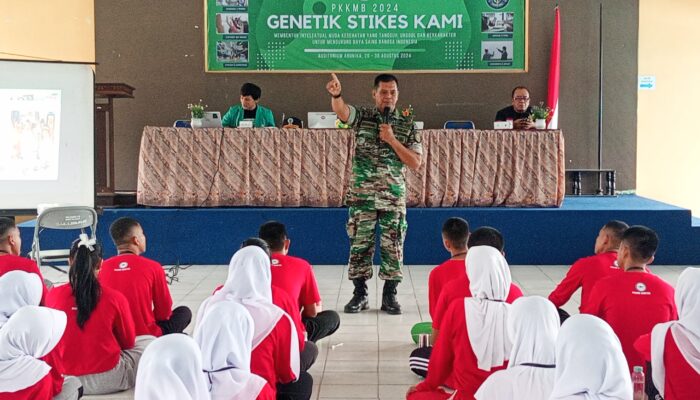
top-left (475, 296), bottom-right (559, 400)
top-left (651, 267), bottom-right (700, 397)
top-left (195, 301), bottom-right (268, 400)
top-left (195, 246), bottom-right (299, 377)
top-left (135, 334), bottom-right (210, 400)
top-left (550, 314), bottom-right (632, 400)
top-left (0, 271), bottom-right (43, 328)
top-left (465, 246), bottom-right (512, 371)
top-left (0, 305), bottom-right (67, 392)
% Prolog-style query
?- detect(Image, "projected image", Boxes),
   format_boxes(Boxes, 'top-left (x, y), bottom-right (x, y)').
top-left (0, 89), bottom-right (61, 180)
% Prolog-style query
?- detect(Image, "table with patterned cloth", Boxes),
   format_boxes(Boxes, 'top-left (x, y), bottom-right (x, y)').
top-left (137, 127), bottom-right (565, 207)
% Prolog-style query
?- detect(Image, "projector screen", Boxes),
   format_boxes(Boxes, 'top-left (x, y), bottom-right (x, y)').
top-left (0, 61), bottom-right (94, 211)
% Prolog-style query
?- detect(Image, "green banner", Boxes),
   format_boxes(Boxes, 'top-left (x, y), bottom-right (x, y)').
top-left (206, 0), bottom-right (527, 72)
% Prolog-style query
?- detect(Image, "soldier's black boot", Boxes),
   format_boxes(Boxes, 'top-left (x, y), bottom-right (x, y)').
top-left (381, 280), bottom-right (402, 315)
top-left (344, 278), bottom-right (369, 313)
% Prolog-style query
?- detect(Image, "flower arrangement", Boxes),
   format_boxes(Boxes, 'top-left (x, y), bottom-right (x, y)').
top-left (529, 102), bottom-right (551, 120)
top-left (188, 100), bottom-right (207, 119)
top-left (401, 104), bottom-right (415, 123)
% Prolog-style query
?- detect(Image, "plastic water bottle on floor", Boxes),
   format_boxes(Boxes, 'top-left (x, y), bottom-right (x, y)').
top-left (632, 365), bottom-right (645, 400)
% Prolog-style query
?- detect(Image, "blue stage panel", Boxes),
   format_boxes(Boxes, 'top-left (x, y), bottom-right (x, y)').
top-left (19, 195), bottom-right (700, 266)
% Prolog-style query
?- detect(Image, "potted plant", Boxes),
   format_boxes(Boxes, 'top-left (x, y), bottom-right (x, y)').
top-left (188, 101), bottom-right (207, 128)
top-left (529, 102), bottom-right (551, 129)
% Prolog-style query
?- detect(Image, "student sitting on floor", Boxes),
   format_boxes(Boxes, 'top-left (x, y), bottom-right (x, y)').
top-left (197, 246), bottom-right (311, 400)
top-left (0, 270), bottom-right (43, 327)
top-left (135, 334), bottom-right (210, 400)
top-left (475, 296), bottom-right (559, 400)
top-left (46, 237), bottom-right (154, 395)
top-left (409, 227), bottom-right (523, 378)
top-left (634, 267), bottom-right (700, 400)
top-left (100, 217), bottom-right (192, 336)
top-left (582, 225), bottom-right (676, 374)
top-left (406, 246), bottom-right (513, 400)
top-left (0, 306), bottom-right (83, 400)
top-left (195, 300), bottom-right (274, 399)
top-left (549, 220), bottom-right (629, 322)
top-left (0, 217), bottom-right (49, 303)
top-left (259, 221), bottom-right (341, 344)
top-left (550, 314), bottom-right (632, 400)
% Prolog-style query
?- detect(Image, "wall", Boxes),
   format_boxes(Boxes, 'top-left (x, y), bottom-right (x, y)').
top-left (637, 0), bottom-right (700, 216)
top-left (94, 0), bottom-right (639, 192)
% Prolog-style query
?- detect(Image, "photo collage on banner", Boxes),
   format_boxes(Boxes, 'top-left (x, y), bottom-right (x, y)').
top-left (205, 0), bottom-right (527, 72)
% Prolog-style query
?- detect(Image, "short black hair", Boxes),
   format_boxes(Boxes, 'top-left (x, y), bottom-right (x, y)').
top-left (622, 226), bottom-right (659, 261)
top-left (511, 86), bottom-right (530, 98)
top-left (603, 220), bottom-right (629, 244)
top-left (259, 221), bottom-right (287, 252)
top-left (467, 226), bottom-right (505, 252)
top-left (241, 83), bottom-right (262, 100)
top-left (374, 74), bottom-right (399, 89)
top-left (109, 217), bottom-right (141, 246)
top-left (442, 218), bottom-right (469, 249)
top-left (241, 237), bottom-right (270, 257)
top-left (0, 217), bottom-right (16, 241)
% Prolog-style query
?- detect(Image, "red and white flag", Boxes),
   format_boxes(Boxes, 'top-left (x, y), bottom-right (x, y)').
top-left (547, 6), bottom-right (561, 129)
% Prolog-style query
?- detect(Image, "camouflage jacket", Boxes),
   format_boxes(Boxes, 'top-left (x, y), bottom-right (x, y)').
top-left (344, 105), bottom-right (422, 212)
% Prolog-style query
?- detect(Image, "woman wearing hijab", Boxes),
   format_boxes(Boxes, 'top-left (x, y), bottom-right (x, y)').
top-left (196, 246), bottom-right (308, 400)
top-left (634, 267), bottom-right (700, 399)
top-left (407, 246), bottom-right (513, 400)
top-left (475, 296), bottom-right (559, 400)
top-left (0, 270), bottom-right (43, 327)
top-left (550, 314), bottom-right (632, 400)
top-left (46, 236), bottom-right (154, 395)
top-left (135, 334), bottom-right (210, 400)
top-left (195, 301), bottom-right (274, 399)
top-left (0, 305), bottom-right (82, 400)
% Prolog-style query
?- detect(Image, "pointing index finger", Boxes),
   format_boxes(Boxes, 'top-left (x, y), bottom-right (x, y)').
top-left (331, 73), bottom-right (339, 82)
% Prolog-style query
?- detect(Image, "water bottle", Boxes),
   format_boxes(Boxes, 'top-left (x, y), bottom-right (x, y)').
top-left (632, 365), bottom-right (645, 400)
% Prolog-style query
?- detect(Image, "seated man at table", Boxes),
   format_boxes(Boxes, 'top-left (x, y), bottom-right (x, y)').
top-left (495, 86), bottom-right (535, 130)
top-left (222, 82), bottom-right (276, 128)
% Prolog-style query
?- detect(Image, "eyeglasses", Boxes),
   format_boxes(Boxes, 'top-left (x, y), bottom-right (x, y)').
top-left (513, 96), bottom-right (530, 101)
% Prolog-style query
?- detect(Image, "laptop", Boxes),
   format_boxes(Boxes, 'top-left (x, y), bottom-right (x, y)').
top-left (307, 112), bottom-right (337, 129)
top-left (201, 111), bottom-right (223, 128)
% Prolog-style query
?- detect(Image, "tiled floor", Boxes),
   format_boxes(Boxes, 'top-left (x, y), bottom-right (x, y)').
top-left (40, 263), bottom-right (690, 400)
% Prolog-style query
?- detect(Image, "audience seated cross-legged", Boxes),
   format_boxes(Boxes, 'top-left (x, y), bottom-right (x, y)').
top-left (550, 314), bottom-right (632, 400)
top-left (475, 296), bottom-right (559, 400)
top-left (46, 237), bottom-right (154, 395)
top-left (258, 221), bottom-right (341, 343)
top-left (406, 246), bottom-right (513, 400)
top-left (195, 301), bottom-right (275, 399)
top-left (0, 217), bottom-right (49, 302)
top-left (0, 305), bottom-right (82, 400)
top-left (0, 270), bottom-right (43, 327)
top-left (100, 217), bottom-right (192, 336)
top-left (197, 246), bottom-right (311, 400)
top-left (409, 227), bottom-right (523, 378)
top-left (134, 334), bottom-right (210, 400)
top-left (582, 225), bottom-right (677, 374)
top-left (634, 267), bottom-right (700, 399)
top-left (548, 220), bottom-right (629, 322)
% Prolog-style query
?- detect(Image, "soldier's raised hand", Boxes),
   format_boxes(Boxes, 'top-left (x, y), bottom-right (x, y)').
top-left (326, 73), bottom-right (342, 97)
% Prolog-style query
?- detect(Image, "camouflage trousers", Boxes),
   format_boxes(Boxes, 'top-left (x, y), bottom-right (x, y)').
top-left (346, 206), bottom-right (407, 281)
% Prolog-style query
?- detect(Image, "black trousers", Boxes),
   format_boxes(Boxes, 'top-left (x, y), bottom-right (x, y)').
top-left (156, 306), bottom-right (192, 335)
top-left (300, 341), bottom-right (318, 372)
top-left (276, 371), bottom-right (313, 400)
top-left (302, 310), bottom-right (341, 343)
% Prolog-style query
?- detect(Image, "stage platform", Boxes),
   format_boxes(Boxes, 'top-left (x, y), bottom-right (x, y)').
top-left (19, 195), bottom-right (700, 266)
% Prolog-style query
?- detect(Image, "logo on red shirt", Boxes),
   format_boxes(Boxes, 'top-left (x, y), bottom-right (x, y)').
top-left (116, 261), bottom-right (131, 271)
top-left (633, 282), bottom-right (650, 295)
top-left (271, 259), bottom-right (280, 266)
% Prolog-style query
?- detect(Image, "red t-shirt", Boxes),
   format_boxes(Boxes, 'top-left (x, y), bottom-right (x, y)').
top-left (582, 271), bottom-right (677, 373)
top-left (99, 254), bottom-right (173, 336)
top-left (257, 383), bottom-right (275, 400)
top-left (0, 254), bottom-right (49, 304)
top-left (413, 299), bottom-right (508, 400)
top-left (428, 259), bottom-right (466, 320)
top-left (432, 277), bottom-right (523, 330)
top-left (270, 254), bottom-right (321, 310)
top-left (46, 284), bottom-right (136, 376)
top-left (634, 332), bottom-right (700, 400)
top-left (250, 315), bottom-right (297, 396)
top-left (548, 251), bottom-right (620, 311)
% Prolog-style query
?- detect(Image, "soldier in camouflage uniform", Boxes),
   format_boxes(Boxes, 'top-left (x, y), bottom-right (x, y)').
top-left (326, 73), bottom-right (423, 315)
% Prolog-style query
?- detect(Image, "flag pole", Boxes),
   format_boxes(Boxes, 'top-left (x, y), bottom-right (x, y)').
top-left (597, 2), bottom-right (604, 194)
